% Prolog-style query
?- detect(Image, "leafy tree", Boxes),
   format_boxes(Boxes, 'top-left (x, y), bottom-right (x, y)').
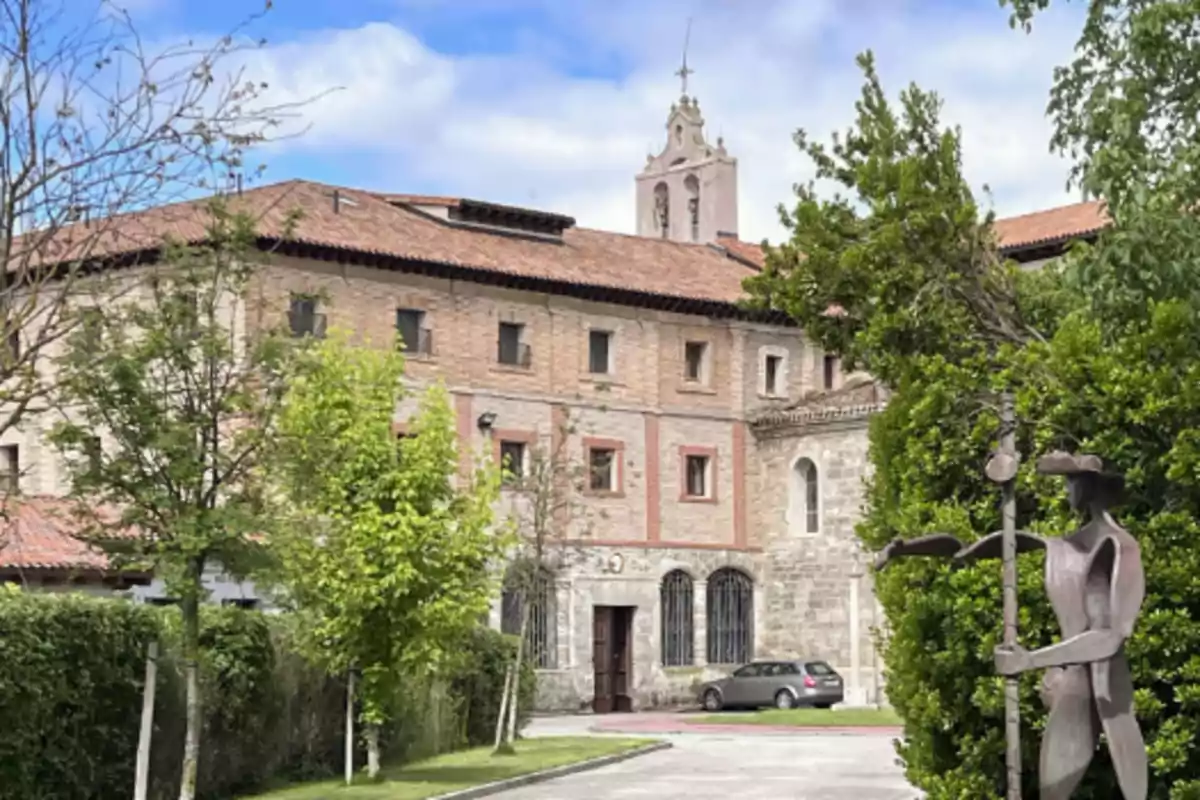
top-left (747, 9), bottom-right (1200, 793)
top-left (491, 409), bottom-right (588, 755)
top-left (0, 0), bottom-right (304, 490)
top-left (47, 204), bottom-right (291, 800)
top-left (271, 333), bottom-right (507, 780)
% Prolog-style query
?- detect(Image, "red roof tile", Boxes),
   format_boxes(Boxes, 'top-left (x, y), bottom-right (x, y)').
top-left (0, 496), bottom-right (141, 573)
top-left (993, 200), bottom-right (1109, 251)
top-left (26, 179), bottom-right (760, 306)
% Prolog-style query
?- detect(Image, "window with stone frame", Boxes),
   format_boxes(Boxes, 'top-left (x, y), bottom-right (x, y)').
top-left (706, 567), bottom-right (753, 664)
top-left (501, 566), bottom-right (558, 669)
top-left (683, 340), bottom-right (709, 383)
top-left (498, 440), bottom-right (527, 484)
top-left (791, 458), bottom-right (820, 534)
top-left (660, 570), bottom-right (694, 666)
top-left (588, 329), bottom-right (612, 375)
top-left (764, 353), bottom-right (783, 396)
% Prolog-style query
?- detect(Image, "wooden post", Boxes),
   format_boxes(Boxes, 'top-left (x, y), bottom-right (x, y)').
top-left (999, 394), bottom-right (1022, 799)
top-left (133, 641), bottom-right (158, 800)
top-left (345, 668), bottom-right (355, 786)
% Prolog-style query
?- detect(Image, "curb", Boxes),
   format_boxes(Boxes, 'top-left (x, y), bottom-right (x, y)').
top-left (429, 741), bottom-right (672, 800)
top-left (590, 723), bottom-right (903, 738)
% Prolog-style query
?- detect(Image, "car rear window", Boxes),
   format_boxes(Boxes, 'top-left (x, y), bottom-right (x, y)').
top-left (805, 661), bottom-right (835, 676)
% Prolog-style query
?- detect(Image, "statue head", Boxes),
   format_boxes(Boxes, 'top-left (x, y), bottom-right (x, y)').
top-left (1038, 451), bottom-right (1125, 516)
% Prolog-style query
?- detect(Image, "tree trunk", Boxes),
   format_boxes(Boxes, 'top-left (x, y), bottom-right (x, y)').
top-left (365, 724), bottom-right (381, 780)
top-left (178, 577), bottom-right (203, 800)
top-left (344, 669), bottom-right (355, 786)
top-left (493, 663), bottom-right (513, 754)
top-left (504, 601), bottom-right (531, 747)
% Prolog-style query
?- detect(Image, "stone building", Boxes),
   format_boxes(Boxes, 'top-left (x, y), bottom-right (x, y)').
top-left (0, 85), bottom-right (1111, 712)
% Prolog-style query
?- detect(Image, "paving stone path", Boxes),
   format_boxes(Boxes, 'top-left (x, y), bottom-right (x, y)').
top-left (496, 714), bottom-right (920, 799)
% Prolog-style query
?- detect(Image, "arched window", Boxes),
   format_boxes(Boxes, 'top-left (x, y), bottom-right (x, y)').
top-left (706, 568), bottom-right (753, 664)
top-left (653, 182), bottom-right (670, 239)
top-left (501, 565), bottom-right (558, 669)
top-left (790, 458), bottom-right (820, 534)
top-left (684, 174), bottom-right (700, 242)
top-left (660, 570), bottom-right (694, 666)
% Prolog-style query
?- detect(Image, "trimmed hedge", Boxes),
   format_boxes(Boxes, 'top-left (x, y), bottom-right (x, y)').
top-left (0, 590), bottom-right (533, 800)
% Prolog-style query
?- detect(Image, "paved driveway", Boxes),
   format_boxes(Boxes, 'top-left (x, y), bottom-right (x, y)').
top-left (497, 716), bottom-right (919, 799)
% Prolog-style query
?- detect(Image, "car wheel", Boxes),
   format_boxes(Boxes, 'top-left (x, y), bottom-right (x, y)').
top-left (774, 690), bottom-right (795, 710)
top-left (703, 689), bottom-right (723, 711)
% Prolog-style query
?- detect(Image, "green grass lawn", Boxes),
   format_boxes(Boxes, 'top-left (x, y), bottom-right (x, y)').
top-left (697, 707), bottom-right (902, 727)
top-left (239, 736), bottom-right (655, 800)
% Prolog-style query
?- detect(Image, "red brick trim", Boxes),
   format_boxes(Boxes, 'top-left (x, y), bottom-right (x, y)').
top-left (582, 436), bottom-right (624, 498)
top-left (678, 445), bottom-right (718, 504)
top-left (454, 393), bottom-right (473, 482)
top-left (644, 413), bottom-right (661, 542)
top-left (732, 422), bottom-right (747, 547)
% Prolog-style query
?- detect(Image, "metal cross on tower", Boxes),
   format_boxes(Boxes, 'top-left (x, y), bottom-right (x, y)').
top-left (676, 18), bottom-right (694, 96)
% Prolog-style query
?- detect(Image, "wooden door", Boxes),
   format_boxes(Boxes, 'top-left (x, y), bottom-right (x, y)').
top-left (592, 606), bottom-right (613, 713)
top-left (612, 607), bottom-right (634, 712)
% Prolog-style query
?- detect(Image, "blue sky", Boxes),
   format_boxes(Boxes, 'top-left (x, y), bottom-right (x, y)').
top-left (117, 0), bottom-right (1087, 242)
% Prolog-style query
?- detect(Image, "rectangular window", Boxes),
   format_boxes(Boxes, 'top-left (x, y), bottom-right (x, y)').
top-left (588, 330), bottom-right (612, 374)
top-left (823, 354), bottom-right (837, 390)
top-left (685, 454), bottom-right (710, 498)
top-left (289, 296), bottom-right (325, 338)
top-left (499, 440), bottom-right (526, 482)
top-left (588, 447), bottom-right (616, 492)
top-left (684, 341), bottom-right (708, 382)
top-left (497, 322), bottom-right (529, 366)
top-left (0, 445), bottom-right (16, 493)
top-left (764, 354), bottom-right (782, 395)
top-left (396, 308), bottom-right (431, 355)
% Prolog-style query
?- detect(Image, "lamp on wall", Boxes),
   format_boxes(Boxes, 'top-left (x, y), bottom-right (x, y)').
top-left (476, 411), bottom-right (497, 431)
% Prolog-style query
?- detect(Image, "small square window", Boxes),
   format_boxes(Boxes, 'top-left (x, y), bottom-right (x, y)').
top-left (396, 308), bottom-right (431, 356)
top-left (764, 354), bottom-right (783, 395)
top-left (588, 447), bottom-right (617, 492)
top-left (823, 354), bottom-right (838, 390)
top-left (684, 454), bottom-right (710, 498)
top-left (498, 322), bottom-right (529, 366)
top-left (588, 330), bottom-right (612, 375)
top-left (289, 296), bottom-right (325, 338)
top-left (499, 440), bottom-right (526, 482)
top-left (684, 341), bottom-right (708, 382)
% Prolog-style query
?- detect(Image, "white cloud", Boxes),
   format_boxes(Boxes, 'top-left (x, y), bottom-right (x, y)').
top-left (242, 0), bottom-right (1086, 243)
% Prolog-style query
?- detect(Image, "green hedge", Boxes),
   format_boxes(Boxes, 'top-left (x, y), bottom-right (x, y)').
top-left (0, 591), bottom-right (533, 800)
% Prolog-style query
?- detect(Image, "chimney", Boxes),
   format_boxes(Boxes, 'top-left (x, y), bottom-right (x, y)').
top-left (332, 189), bottom-right (341, 214)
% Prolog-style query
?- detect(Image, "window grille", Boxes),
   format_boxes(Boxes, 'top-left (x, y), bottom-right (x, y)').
top-left (660, 570), bottom-right (694, 666)
top-left (706, 568), bottom-right (753, 664)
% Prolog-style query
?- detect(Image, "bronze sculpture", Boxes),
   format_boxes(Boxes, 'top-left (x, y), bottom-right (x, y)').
top-left (876, 451), bottom-right (1147, 799)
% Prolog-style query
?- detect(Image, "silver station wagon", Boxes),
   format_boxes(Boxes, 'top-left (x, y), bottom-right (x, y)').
top-left (698, 659), bottom-right (844, 711)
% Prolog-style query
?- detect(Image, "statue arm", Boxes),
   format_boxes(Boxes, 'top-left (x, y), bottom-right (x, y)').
top-left (952, 530), bottom-right (1046, 565)
top-left (874, 534), bottom-right (963, 572)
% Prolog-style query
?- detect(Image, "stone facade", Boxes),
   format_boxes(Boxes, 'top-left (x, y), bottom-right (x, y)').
top-left (245, 254), bottom-right (886, 711)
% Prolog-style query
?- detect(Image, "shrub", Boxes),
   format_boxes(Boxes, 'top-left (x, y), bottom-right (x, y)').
top-left (0, 589), bottom-right (159, 800)
top-left (0, 592), bottom-right (528, 800)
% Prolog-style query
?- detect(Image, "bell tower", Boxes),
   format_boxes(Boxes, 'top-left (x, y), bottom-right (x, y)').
top-left (635, 54), bottom-right (738, 244)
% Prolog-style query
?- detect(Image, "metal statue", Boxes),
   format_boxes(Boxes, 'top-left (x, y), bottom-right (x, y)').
top-left (876, 448), bottom-right (1148, 799)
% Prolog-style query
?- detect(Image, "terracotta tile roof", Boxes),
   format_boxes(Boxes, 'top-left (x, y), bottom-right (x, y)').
top-left (716, 233), bottom-right (766, 267)
top-left (0, 496), bottom-right (140, 573)
top-left (29, 179), bottom-right (760, 307)
top-left (993, 200), bottom-right (1109, 251)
